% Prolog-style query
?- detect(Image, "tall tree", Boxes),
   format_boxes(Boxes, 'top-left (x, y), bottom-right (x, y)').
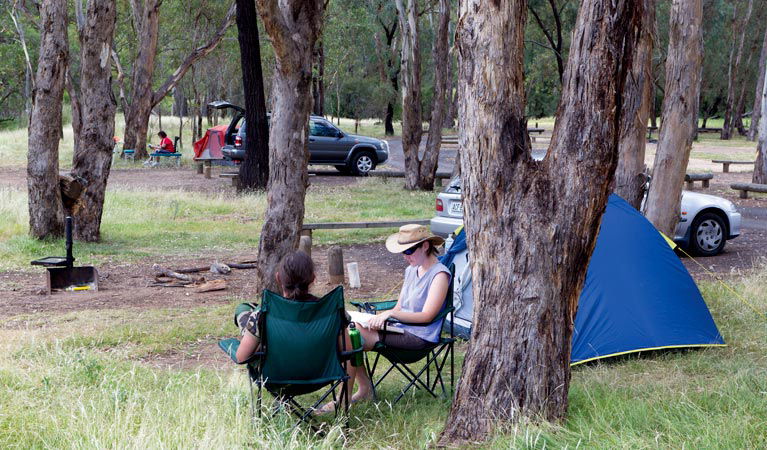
top-left (438, 0), bottom-right (642, 445)
top-left (418, 0), bottom-right (450, 190)
top-left (121, 1), bottom-right (236, 158)
top-left (749, 25), bottom-right (767, 141)
top-left (721, 0), bottom-right (753, 140)
top-left (755, 60), bottom-right (767, 183)
top-left (27, 0), bottom-right (68, 239)
top-left (614, 0), bottom-right (656, 209)
top-left (311, 39), bottom-right (325, 116)
top-left (371, 0), bottom-right (400, 136)
top-left (236, 0), bottom-right (269, 191)
top-left (67, 0), bottom-right (118, 241)
top-left (396, 0), bottom-right (443, 190)
top-left (254, 0), bottom-right (324, 291)
top-left (644, 0), bottom-right (703, 235)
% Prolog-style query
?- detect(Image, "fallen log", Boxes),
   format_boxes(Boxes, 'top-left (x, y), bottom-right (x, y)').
top-left (152, 264), bottom-right (205, 282)
top-left (194, 279), bottom-right (228, 293)
top-left (228, 263), bottom-right (256, 270)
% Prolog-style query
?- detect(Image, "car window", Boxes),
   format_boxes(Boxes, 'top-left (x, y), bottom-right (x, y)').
top-left (310, 120), bottom-right (339, 137)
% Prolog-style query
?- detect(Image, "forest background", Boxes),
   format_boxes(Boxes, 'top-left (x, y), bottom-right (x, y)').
top-left (1, 0), bottom-right (763, 144)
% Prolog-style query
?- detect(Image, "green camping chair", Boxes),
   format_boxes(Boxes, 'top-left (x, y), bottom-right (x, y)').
top-left (351, 264), bottom-right (455, 405)
top-left (219, 286), bottom-right (359, 431)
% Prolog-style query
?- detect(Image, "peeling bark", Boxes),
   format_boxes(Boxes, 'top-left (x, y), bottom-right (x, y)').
top-left (254, 0), bottom-right (324, 291)
top-left (420, 0), bottom-right (450, 190)
top-left (755, 59), bottom-right (767, 184)
top-left (27, 0), bottom-right (68, 239)
top-left (644, 0), bottom-right (703, 236)
top-left (439, 0), bottom-right (642, 445)
top-left (614, 0), bottom-right (655, 209)
top-left (69, 0), bottom-right (118, 241)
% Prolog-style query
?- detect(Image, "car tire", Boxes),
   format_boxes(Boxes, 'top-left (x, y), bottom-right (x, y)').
top-left (689, 212), bottom-right (726, 256)
top-left (334, 165), bottom-right (351, 174)
top-left (349, 150), bottom-right (375, 176)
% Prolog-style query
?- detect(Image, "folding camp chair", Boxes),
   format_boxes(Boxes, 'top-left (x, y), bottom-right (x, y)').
top-left (219, 286), bottom-right (359, 432)
top-left (351, 264), bottom-right (455, 405)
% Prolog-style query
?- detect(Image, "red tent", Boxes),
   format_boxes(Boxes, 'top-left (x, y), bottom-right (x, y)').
top-left (193, 125), bottom-right (228, 160)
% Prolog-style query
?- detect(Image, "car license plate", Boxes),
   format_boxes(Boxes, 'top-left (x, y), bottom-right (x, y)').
top-left (449, 202), bottom-right (463, 215)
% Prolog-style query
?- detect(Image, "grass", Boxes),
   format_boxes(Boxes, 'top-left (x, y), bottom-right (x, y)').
top-left (3, 117), bottom-right (767, 447)
top-left (1, 268), bottom-right (765, 448)
top-left (0, 179), bottom-right (436, 271)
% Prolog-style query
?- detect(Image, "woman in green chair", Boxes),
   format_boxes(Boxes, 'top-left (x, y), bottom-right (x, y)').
top-left (235, 250), bottom-right (352, 363)
top-left (350, 224), bottom-right (451, 403)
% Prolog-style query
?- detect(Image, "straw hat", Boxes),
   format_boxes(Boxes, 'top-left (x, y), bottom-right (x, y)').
top-left (385, 224), bottom-right (445, 253)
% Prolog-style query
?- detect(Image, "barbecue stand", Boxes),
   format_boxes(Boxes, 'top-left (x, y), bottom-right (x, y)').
top-left (31, 217), bottom-right (99, 294)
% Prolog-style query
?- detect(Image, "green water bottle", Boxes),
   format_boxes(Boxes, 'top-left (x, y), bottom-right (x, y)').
top-left (349, 323), bottom-right (363, 367)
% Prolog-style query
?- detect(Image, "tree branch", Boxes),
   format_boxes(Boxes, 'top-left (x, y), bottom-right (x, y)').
top-left (528, 4), bottom-right (557, 53)
top-left (111, 48), bottom-right (129, 111)
top-left (150, 1), bottom-right (236, 106)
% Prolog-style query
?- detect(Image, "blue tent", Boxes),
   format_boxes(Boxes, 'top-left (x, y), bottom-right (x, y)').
top-left (441, 194), bottom-right (725, 365)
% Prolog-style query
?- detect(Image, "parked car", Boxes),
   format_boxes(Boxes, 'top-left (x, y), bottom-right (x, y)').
top-left (207, 101), bottom-right (389, 175)
top-left (430, 176), bottom-right (742, 256)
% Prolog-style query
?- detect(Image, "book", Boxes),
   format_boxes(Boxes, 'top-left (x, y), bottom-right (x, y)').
top-left (348, 311), bottom-right (405, 334)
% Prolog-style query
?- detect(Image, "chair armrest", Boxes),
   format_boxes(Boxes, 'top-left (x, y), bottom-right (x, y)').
top-left (339, 347), bottom-right (363, 361)
top-left (218, 338), bottom-right (264, 365)
top-left (384, 306), bottom-right (454, 327)
top-left (351, 300), bottom-right (398, 314)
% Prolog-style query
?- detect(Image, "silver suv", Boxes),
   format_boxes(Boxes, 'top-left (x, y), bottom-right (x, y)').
top-left (208, 101), bottom-right (389, 175)
top-left (431, 176), bottom-right (741, 256)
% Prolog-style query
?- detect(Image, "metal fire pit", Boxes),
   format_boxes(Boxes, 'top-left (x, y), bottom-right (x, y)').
top-left (31, 217), bottom-right (98, 294)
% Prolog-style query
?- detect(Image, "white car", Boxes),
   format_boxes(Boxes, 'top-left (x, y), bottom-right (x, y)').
top-left (430, 176), bottom-right (741, 256)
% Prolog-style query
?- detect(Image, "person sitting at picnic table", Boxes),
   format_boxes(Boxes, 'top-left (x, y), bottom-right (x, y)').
top-left (144, 130), bottom-right (175, 166)
top-left (345, 224), bottom-right (451, 404)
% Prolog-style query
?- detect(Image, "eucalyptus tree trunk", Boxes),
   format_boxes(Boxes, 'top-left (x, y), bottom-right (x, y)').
top-left (419, 0), bottom-right (450, 191)
top-left (754, 60), bottom-right (767, 184)
top-left (438, 0), bottom-right (642, 445)
top-left (644, 0), bottom-right (702, 236)
top-left (395, 0), bottom-right (425, 190)
top-left (749, 26), bottom-right (767, 141)
top-left (614, 0), bottom-right (655, 209)
top-left (721, 0), bottom-right (753, 140)
top-left (254, 0), bottom-right (324, 292)
top-left (236, 0), bottom-right (269, 191)
top-left (27, 0), bottom-right (68, 239)
top-left (123, 0), bottom-right (161, 158)
top-left (69, 0), bottom-right (118, 241)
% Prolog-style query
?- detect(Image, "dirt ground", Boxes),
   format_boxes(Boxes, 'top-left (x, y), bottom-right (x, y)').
top-left (2, 155), bottom-right (766, 370)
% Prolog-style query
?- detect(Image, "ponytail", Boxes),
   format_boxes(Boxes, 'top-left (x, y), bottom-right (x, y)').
top-left (277, 251), bottom-right (315, 299)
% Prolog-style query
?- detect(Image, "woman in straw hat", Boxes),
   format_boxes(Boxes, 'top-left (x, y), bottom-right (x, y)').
top-left (349, 223), bottom-right (451, 403)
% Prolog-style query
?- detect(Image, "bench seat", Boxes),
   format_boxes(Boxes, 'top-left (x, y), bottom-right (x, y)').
top-left (684, 173), bottom-right (714, 189)
top-left (150, 152), bottom-right (182, 167)
top-left (730, 182), bottom-right (767, 199)
top-left (712, 160), bottom-right (754, 173)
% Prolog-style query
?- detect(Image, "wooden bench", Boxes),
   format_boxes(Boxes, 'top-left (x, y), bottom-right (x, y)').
top-left (730, 182), bottom-right (767, 199)
top-left (301, 219), bottom-right (431, 239)
top-left (122, 149), bottom-right (136, 162)
top-left (684, 173), bottom-right (714, 189)
top-left (441, 128), bottom-right (546, 144)
top-left (220, 172), bottom-right (240, 188)
top-left (711, 160), bottom-right (755, 173)
top-left (369, 170), bottom-right (453, 186)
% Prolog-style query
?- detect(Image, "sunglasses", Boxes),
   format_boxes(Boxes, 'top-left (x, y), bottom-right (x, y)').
top-left (402, 242), bottom-right (423, 255)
